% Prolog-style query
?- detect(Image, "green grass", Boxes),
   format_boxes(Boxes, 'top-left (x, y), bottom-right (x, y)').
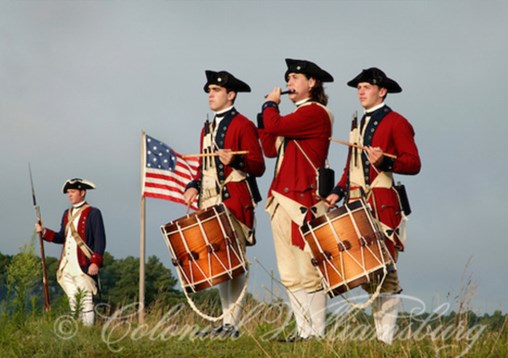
top-left (1, 298), bottom-right (506, 358)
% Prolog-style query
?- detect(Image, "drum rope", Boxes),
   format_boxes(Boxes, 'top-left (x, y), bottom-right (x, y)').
top-left (340, 265), bottom-right (387, 310)
top-left (214, 206), bottom-right (247, 276)
top-left (328, 203), bottom-right (383, 293)
top-left (341, 200), bottom-right (389, 309)
top-left (334, 204), bottom-right (374, 275)
top-left (358, 199), bottom-right (393, 268)
top-left (183, 269), bottom-right (250, 323)
top-left (346, 201), bottom-right (390, 277)
top-left (180, 220), bottom-right (213, 290)
top-left (322, 214), bottom-right (348, 287)
top-left (345, 203), bottom-right (368, 272)
top-left (161, 225), bottom-right (196, 294)
top-left (195, 214), bottom-right (226, 288)
top-left (307, 219), bottom-right (339, 292)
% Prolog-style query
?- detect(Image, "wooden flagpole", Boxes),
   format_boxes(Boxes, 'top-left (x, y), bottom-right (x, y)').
top-left (139, 130), bottom-right (146, 324)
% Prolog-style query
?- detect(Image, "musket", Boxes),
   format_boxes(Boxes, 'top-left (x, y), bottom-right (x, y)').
top-left (29, 163), bottom-right (51, 312)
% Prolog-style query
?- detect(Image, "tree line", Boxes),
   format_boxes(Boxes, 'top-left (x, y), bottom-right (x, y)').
top-left (0, 239), bottom-right (221, 315)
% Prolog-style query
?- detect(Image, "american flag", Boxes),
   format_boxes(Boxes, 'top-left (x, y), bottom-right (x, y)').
top-left (142, 134), bottom-right (199, 209)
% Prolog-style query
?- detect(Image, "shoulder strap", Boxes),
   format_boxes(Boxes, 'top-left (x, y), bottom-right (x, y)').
top-left (293, 140), bottom-right (317, 171)
top-left (292, 101), bottom-right (333, 171)
top-left (66, 204), bottom-right (93, 259)
top-left (297, 101), bottom-right (334, 127)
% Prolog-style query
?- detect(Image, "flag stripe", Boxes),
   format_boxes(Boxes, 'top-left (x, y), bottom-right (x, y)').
top-left (142, 134), bottom-right (199, 210)
top-left (145, 170), bottom-right (193, 185)
top-left (144, 183), bottom-right (187, 193)
top-left (143, 192), bottom-right (187, 206)
top-left (145, 173), bottom-right (189, 189)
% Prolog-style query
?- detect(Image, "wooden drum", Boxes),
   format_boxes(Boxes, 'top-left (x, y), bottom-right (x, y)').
top-left (301, 199), bottom-right (394, 297)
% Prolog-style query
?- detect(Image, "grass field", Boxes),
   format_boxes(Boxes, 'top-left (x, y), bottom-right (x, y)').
top-left (1, 295), bottom-right (506, 358)
top-left (2, 243), bottom-right (506, 357)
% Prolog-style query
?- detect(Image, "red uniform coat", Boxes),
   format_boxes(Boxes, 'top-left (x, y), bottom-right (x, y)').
top-left (188, 109), bottom-right (265, 229)
top-left (43, 205), bottom-right (106, 274)
top-left (334, 106), bottom-right (421, 254)
top-left (258, 101), bottom-right (332, 247)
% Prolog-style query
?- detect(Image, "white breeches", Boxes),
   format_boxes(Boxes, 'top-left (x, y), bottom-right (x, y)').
top-left (59, 273), bottom-right (96, 326)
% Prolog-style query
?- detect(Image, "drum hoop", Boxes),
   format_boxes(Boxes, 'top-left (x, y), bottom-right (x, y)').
top-left (302, 200), bottom-right (364, 233)
top-left (180, 263), bottom-right (246, 289)
top-left (162, 204), bottom-right (226, 232)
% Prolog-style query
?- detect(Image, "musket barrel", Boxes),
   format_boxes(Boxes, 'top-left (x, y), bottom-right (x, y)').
top-left (28, 163), bottom-right (51, 312)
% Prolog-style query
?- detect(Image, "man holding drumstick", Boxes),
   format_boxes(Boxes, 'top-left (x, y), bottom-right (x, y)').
top-left (184, 70), bottom-right (265, 338)
top-left (326, 67), bottom-right (421, 344)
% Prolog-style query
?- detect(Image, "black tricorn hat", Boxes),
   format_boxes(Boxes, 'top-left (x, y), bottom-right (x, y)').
top-left (62, 178), bottom-right (96, 193)
top-left (347, 67), bottom-right (402, 93)
top-left (284, 58), bottom-right (334, 83)
top-left (203, 70), bottom-right (251, 93)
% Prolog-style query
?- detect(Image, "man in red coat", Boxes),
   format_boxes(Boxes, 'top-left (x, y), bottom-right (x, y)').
top-left (258, 59), bottom-right (334, 341)
top-left (326, 67), bottom-right (421, 344)
top-left (184, 70), bottom-right (265, 338)
top-left (36, 178), bottom-right (106, 326)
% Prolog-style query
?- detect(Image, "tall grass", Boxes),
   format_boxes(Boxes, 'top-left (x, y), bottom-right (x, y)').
top-left (1, 243), bottom-right (506, 357)
top-left (0, 292), bottom-right (506, 358)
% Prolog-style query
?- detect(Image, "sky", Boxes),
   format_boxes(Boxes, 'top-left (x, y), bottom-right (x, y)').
top-left (1, 0), bottom-right (507, 315)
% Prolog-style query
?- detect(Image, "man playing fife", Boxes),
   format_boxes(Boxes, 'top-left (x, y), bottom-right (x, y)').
top-left (259, 58), bottom-right (334, 341)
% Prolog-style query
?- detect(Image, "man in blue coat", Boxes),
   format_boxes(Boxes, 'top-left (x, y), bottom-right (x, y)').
top-left (36, 178), bottom-right (106, 325)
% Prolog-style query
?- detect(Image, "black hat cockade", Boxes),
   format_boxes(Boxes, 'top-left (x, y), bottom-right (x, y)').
top-left (284, 58), bottom-right (334, 83)
top-left (62, 178), bottom-right (96, 193)
top-left (203, 70), bottom-right (251, 93)
top-left (347, 67), bottom-right (402, 93)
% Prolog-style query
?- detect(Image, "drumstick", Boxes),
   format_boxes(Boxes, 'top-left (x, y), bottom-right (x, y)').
top-left (182, 150), bottom-right (249, 158)
top-left (329, 137), bottom-right (397, 159)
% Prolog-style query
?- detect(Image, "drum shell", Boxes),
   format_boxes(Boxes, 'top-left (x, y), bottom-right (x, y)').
top-left (161, 205), bottom-right (246, 293)
top-left (301, 200), bottom-right (393, 297)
